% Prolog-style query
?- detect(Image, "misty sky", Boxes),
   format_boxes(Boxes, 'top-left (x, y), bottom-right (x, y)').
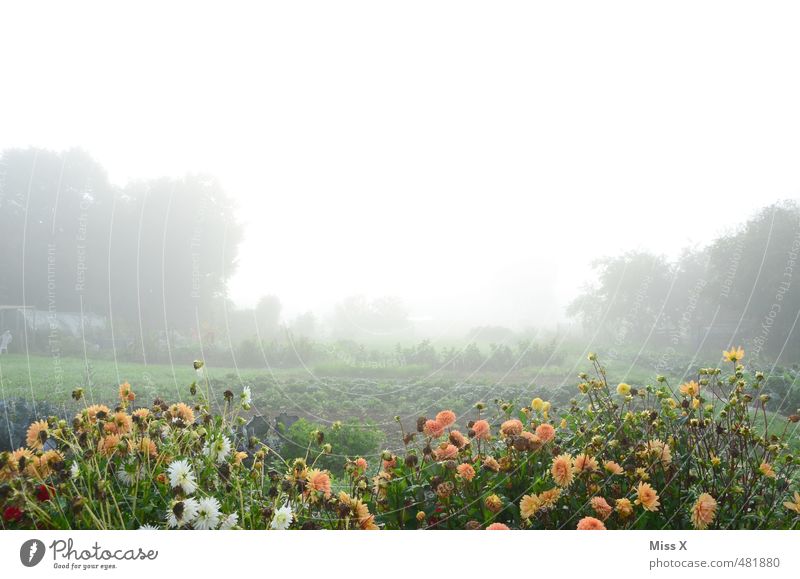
top-left (2, 2), bottom-right (799, 328)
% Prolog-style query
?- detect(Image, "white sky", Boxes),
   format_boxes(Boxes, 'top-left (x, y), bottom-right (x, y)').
top-left (1, 2), bottom-right (799, 327)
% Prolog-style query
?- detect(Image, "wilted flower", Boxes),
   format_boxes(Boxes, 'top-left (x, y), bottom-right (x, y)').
top-left (26, 420), bottom-right (49, 451)
top-left (500, 419), bottom-right (523, 437)
top-left (166, 497), bottom-right (199, 528)
top-left (760, 462), bottom-right (776, 478)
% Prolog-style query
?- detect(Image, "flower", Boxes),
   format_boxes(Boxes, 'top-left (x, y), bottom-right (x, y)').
top-left (723, 346), bottom-right (744, 362)
top-left (449, 430), bottom-right (468, 449)
top-left (550, 453), bottom-right (575, 487)
top-left (105, 411), bottom-right (133, 435)
top-left (520, 494), bottom-right (542, 519)
top-left (644, 439), bottom-right (672, 467)
top-left (635, 482), bottom-right (661, 512)
top-left (679, 380), bottom-right (700, 397)
top-left (500, 419), bottom-right (523, 437)
top-left (435, 410), bottom-right (456, 428)
top-left (241, 386), bottom-right (252, 407)
top-left (574, 453), bottom-right (599, 473)
top-left (3, 505), bottom-right (23, 522)
top-left (486, 522), bottom-right (510, 530)
top-left (434, 443), bottom-right (459, 462)
top-left (132, 408), bottom-right (151, 422)
top-left (35, 484), bottom-right (53, 502)
top-left (166, 498), bottom-right (199, 528)
top-left (691, 493), bottom-right (717, 529)
top-left (353, 457), bottom-right (368, 474)
top-left (202, 436), bottom-right (232, 464)
top-left (82, 404), bottom-right (111, 424)
top-left (138, 524), bottom-right (159, 530)
top-left (783, 492), bottom-right (800, 514)
top-left (482, 456), bottom-right (500, 472)
top-left (604, 460), bottom-right (624, 475)
top-left (534, 422), bottom-right (555, 443)
top-left (485, 494), bottom-right (503, 513)
top-left (577, 516), bottom-right (606, 530)
top-left (471, 419), bottom-right (490, 440)
top-left (307, 469), bottom-right (332, 497)
top-left (456, 462), bottom-right (475, 482)
top-left (760, 462), bottom-right (776, 478)
top-left (168, 403), bottom-right (195, 425)
top-left (590, 496), bottom-right (613, 520)
top-left (271, 504), bottom-right (294, 530)
top-left (423, 419), bottom-right (445, 438)
top-left (616, 383), bottom-right (631, 396)
top-left (119, 382), bottom-right (135, 402)
top-left (167, 459), bottom-right (198, 495)
top-left (194, 497), bottom-right (221, 530)
top-left (531, 398), bottom-right (545, 411)
top-left (70, 462), bottom-right (80, 480)
top-left (97, 434), bottom-right (122, 457)
top-left (537, 488), bottom-right (562, 510)
top-left (137, 437), bottom-right (158, 458)
top-left (26, 420), bottom-right (49, 450)
top-left (615, 498), bottom-right (633, 518)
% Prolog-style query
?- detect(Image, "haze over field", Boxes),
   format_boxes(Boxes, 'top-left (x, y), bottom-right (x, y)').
top-left (2, 2), bottom-right (800, 332)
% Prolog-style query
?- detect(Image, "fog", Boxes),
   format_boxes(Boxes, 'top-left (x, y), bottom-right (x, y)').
top-left (2, 1), bottom-right (800, 337)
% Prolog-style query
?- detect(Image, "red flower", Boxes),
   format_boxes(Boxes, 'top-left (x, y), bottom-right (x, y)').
top-left (3, 506), bottom-right (23, 522)
top-left (35, 484), bottom-right (54, 502)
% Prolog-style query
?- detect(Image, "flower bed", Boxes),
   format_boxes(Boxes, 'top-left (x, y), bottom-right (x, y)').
top-left (1, 350), bottom-right (799, 530)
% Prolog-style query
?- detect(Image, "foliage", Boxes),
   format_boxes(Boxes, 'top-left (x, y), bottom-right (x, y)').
top-left (279, 419), bottom-right (384, 475)
top-left (2, 350), bottom-right (799, 530)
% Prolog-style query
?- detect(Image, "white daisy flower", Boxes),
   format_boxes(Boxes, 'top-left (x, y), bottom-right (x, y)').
top-left (166, 497), bottom-right (199, 528)
top-left (138, 523), bottom-right (159, 530)
top-left (202, 436), bottom-right (232, 464)
top-left (70, 462), bottom-right (80, 480)
top-left (270, 503), bottom-right (293, 530)
top-left (116, 467), bottom-right (135, 487)
top-left (194, 497), bottom-right (221, 530)
top-left (219, 512), bottom-right (239, 530)
top-left (167, 459), bottom-right (198, 494)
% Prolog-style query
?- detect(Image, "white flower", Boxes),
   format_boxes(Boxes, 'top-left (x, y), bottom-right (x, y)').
top-left (203, 436), bottom-right (232, 464)
top-left (219, 512), bottom-right (239, 530)
top-left (270, 503), bottom-right (293, 530)
top-left (241, 386), bottom-right (252, 407)
top-left (167, 459), bottom-right (197, 494)
top-left (166, 497), bottom-right (199, 528)
top-left (194, 497), bottom-right (221, 530)
top-left (70, 462), bottom-right (80, 480)
top-left (138, 524), bottom-right (159, 530)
